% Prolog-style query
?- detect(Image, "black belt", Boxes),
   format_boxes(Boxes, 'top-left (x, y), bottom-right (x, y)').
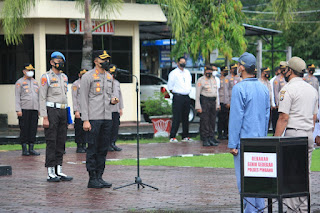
top-left (172, 93), bottom-right (189, 97)
top-left (200, 95), bottom-right (216, 101)
top-left (286, 128), bottom-right (309, 131)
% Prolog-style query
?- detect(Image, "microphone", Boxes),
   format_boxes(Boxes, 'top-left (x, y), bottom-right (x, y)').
top-left (109, 64), bottom-right (130, 74)
top-left (116, 68), bottom-right (130, 74)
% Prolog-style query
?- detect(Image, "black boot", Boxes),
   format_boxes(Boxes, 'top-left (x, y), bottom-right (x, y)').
top-left (112, 143), bottom-right (122, 151)
top-left (202, 138), bottom-right (211, 147)
top-left (87, 171), bottom-right (104, 188)
top-left (217, 132), bottom-right (223, 140)
top-left (29, 144), bottom-right (40, 156)
top-left (76, 143), bottom-right (85, 153)
top-left (82, 143), bottom-right (87, 152)
top-left (22, 143), bottom-right (30, 156)
top-left (107, 146), bottom-right (114, 152)
top-left (208, 136), bottom-right (219, 146)
top-left (96, 171), bottom-right (112, 188)
top-left (55, 165), bottom-right (73, 181)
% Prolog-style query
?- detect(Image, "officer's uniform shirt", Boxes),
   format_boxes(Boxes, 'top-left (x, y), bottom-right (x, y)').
top-left (15, 77), bottom-right (39, 112)
top-left (259, 78), bottom-right (272, 106)
top-left (195, 76), bottom-right (220, 110)
top-left (225, 74), bottom-right (241, 103)
top-left (273, 75), bottom-right (286, 107)
top-left (80, 68), bottom-right (113, 121)
top-left (39, 69), bottom-right (68, 117)
top-left (72, 79), bottom-right (81, 113)
top-left (278, 77), bottom-right (318, 130)
top-left (303, 74), bottom-right (319, 92)
top-left (219, 76), bottom-right (229, 104)
top-left (110, 79), bottom-right (123, 113)
top-left (167, 67), bottom-right (192, 95)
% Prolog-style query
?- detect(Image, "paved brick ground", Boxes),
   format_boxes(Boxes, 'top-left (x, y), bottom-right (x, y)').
top-left (0, 140), bottom-right (320, 212)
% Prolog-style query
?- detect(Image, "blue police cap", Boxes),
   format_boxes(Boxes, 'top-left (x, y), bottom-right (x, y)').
top-left (51, 51), bottom-right (66, 61)
top-left (235, 52), bottom-right (256, 69)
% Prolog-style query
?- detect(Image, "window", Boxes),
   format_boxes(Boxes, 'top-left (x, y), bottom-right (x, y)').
top-left (46, 35), bottom-right (132, 83)
top-left (0, 35), bottom-right (34, 84)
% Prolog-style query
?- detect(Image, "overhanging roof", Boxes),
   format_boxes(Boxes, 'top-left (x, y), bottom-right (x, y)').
top-left (140, 23), bottom-right (282, 40)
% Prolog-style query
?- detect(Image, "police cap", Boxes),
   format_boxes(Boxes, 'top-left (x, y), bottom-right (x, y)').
top-left (93, 50), bottom-right (111, 60)
top-left (287, 57), bottom-right (306, 73)
top-left (51, 51), bottom-right (66, 61)
top-left (23, 63), bottom-right (35, 71)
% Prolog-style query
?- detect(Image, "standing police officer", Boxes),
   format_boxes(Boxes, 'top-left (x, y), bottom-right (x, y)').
top-left (72, 69), bottom-right (87, 153)
top-left (217, 66), bottom-right (230, 140)
top-left (80, 50), bottom-right (119, 188)
top-left (275, 57), bottom-right (318, 212)
top-left (195, 65), bottom-right (220, 146)
top-left (259, 67), bottom-right (272, 106)
top-left (40, 52), bottom-right (73, 182)
top-left (15, 63), bottom-right (40, 156)
top-left (303, 64), bottom-right (319, 92)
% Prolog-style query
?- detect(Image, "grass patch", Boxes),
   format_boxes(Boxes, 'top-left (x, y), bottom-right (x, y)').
top-left (311, 148), bottom-right (320, 172)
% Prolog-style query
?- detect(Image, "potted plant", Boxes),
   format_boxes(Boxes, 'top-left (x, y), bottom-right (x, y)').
top-left (142, 92), bottom-right (172, 137)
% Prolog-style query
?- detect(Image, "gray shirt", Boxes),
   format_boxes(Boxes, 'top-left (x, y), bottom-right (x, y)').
top-left (111, 79), bottom-right (124, 113)
top-left (80, 68), bottom-right (114, 121)
top-left (39, 69), bottom-right (68, 117)
top-left (195, 76), bottom-right (219, 110)
top-left (72, 79), bottom-right (81, 113)
top-left (226, 74), bottom-right (241, 103)
top-left (303, 75), bottom-right (319, 92)
top-left (219, 76), bottom-right (230, 104)
top-left (15, 77), bottom-right (39, 111)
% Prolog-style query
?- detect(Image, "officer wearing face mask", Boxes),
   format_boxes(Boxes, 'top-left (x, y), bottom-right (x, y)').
top-left (226, 64), bottom-right (241, 107)
top-left (72, 69), bottom-right (87, 153)
top-left (15, 63), bottom-right (40, 156)
top-left (80, 50), bottom-right (119, 188)
top-left (195, 65), bottom-right (220, 146)
top-left (217, 66), bottom-right (230, 140)
top-left (39, 51), bottom-right (73, 182)
top-left (303, 64), bottom-right (319, 92)
top-left (259, 67), bottom-right (272, 106)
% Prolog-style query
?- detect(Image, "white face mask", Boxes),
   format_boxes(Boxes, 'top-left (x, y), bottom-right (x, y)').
top-left (212, 71), bottom-right (218, 77)
top-left (26, 71), bottom-right (34, 77)
top-left (237, 66), bottom-right (241, 77)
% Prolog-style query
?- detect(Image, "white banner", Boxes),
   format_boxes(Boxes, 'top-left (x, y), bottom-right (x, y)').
top-left (244, 152), bottom-right (277, 178)
top-left (68, 19), bottom-right (114, 35)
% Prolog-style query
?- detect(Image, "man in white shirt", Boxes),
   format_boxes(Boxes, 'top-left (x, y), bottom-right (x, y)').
top-left (270, 67), bottom-right (280, 134)
top-left (167, 57), bottom-right (193, 142)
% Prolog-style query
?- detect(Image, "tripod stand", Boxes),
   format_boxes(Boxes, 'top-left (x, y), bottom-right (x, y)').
top-left (113, 74), bottom-right (158, 190)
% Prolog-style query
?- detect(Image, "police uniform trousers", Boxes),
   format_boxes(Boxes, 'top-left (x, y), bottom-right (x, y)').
top-left (199, 95), bottom-right (216, 139)
top-left (217, 103), bottom-right (229, 137)
top-left (18, 109), bottom-right (38, 144)
top-left (111, 112), bottom-right (120, 144)
top-left (86, 120), bottom-right (112, 172)
top-left (45, 107), bottom-right (67, 167)
top-left (74, 117), bottom-right (85, 144)
top-left (271, 108), bottom-right (279, 134)
top-left (170, 93), bottom-right (190, 139)
top-left (284, 129), bottom-right (313, 213)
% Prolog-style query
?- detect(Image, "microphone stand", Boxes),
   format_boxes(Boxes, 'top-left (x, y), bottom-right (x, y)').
top-left (113, 73), bottom-right (158, 190)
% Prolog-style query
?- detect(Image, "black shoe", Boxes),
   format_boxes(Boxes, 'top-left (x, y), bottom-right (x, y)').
top-left (112, 144), bottom-right (122, 151)
top-left (55, 165), bottom-right (73, 181)
top-left (22, 143), bottom-right (30, 156)
top-left (76, 144), bottom-right (85, 153)
top-left (96, 171), bottom-right (112, 188)
top-left (107, 146), bottom-right (115, 152)
top-left (87, 171), bottom-right (104, 188)
top-left (202, 138), bottom-right (211, 147)
top-left (82, 143), bottom-right (87, 152)
top-left (217, 134), bottom-right (223, 140)
top-left (208, 137), bottom-right (219, 146)
top-left (29, 144), bottom-right (40, 156)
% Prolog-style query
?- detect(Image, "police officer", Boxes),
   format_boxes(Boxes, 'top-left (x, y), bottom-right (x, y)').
top-left (195, 65), bottom-right (220, 146)
top-left (15, 63), bottom-right (40, 156)
top-left (259, 67), bottom-right (272, 106)
top-left (72, 69), bottom-right (87, 153)
top-left (270, 67), bottom-right (281, 133)
top-left (273, 61), bottom-right (287, 134)
top-left (275, 57), bottom-right (318, 212)
top-left (303, 64), bottom-right (319, 92)
top-left (217, 66), bottom-right (229, 140)
top-left (108, 64), bottom-right (123, 152)
top-left (226, 64), bottom-right (241, 102)
top-left (80, 50), bottom-right (119, 188)
top-left (40, 52), bottom-right (73, 182)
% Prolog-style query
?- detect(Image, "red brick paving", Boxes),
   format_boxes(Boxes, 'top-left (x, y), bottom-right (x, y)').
top-left (0, 140), bottom-right (320, 212)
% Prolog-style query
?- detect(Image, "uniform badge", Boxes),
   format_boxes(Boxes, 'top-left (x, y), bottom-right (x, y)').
top-left (23, 81), bottom-right (27, 85)
top-left (72, 86), bottom-right (77, 91)
top-left (274, 81), bottom-right (278, 85)
top-left (280, 90), bottom-right (286, 94)
top-left (41, 77), bottom-right (47, 86)
top-left (225, 79), bottom-right (229, 83)
top-left (197, 83), bottom-right (201, 87)
top-left (16, 83), bottom-right (21, 88)
top-left (280, 95), bottom-right (284, 101)
top-left (107, 75), bottom-right (111, 80)
top-left (96, 87), bottom-right (101, 92)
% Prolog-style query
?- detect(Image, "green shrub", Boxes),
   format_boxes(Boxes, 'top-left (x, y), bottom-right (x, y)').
top-left (141, 92), bottom-right (172, 116)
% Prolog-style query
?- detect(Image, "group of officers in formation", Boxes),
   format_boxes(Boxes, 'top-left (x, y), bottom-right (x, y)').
top-left (15, 50), bottom-right (123, 188)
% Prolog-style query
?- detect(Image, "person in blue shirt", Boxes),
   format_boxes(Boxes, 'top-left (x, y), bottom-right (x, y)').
top-left (228, 52), bottom-right (270, 213)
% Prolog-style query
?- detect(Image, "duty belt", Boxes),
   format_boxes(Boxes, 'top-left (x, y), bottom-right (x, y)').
top-left (46, 102), bottom-right (68, 109)
top-left (200, 95), bottom-right (216, 101)
top-left (286, 128), bottom-right (311, 131)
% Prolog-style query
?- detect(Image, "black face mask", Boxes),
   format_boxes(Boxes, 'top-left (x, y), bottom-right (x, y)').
top-left (233, 69), bottom-right (237, 75)
top-left (54, 62), bottom-right (64, 70)
top-left (100, 61), bottom-right (110, 70)
top-left (179, 63), bottom-right (186, 68)
top-left (309, 70), bottom-right (315, 75)
top-left (284, 71), bottom-right (291, 82)
top-left (223, 72), bottom-right (228, 77)
top-left (265, 73), bottom-right (270, 78)
top-left (205, 72), bottom-right (212, 78)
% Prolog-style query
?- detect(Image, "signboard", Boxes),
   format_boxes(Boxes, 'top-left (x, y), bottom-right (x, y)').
top-left (68, 19), bottom-right (114, 35)
top-left (244, 152), bottom-right (277, 178)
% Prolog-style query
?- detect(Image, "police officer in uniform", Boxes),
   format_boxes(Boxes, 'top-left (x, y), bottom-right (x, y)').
top-left (275, 57), bottom-right (318, 212)
top-left (72, 69), bottom-right (87, 153)
top-left (15, 64), bottom-right (40, 156)
top-left (108, 64), bottom-right (123, 152)
top-left (80, 50), bottom-right (119, 188)
top-left (226, 64), bottom-right (241, 101)
top-left (259, 67), bottom-right (272, 106)
top-left (303, 64), bottom-right (319, 92)
top-left (217, 66), bottom-right (229, 140)
top-left (40, 52), bottom-right (73, 182)
top-left (270, 67), bottom-right (281, 133)
top-left (195, 65), bottom-right (220, 146)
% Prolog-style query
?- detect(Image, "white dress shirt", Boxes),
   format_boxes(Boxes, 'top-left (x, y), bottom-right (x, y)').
top-left (167, 67), bottom-right (192, 95)
top-left (270, 75), bottom-right (276, 107)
